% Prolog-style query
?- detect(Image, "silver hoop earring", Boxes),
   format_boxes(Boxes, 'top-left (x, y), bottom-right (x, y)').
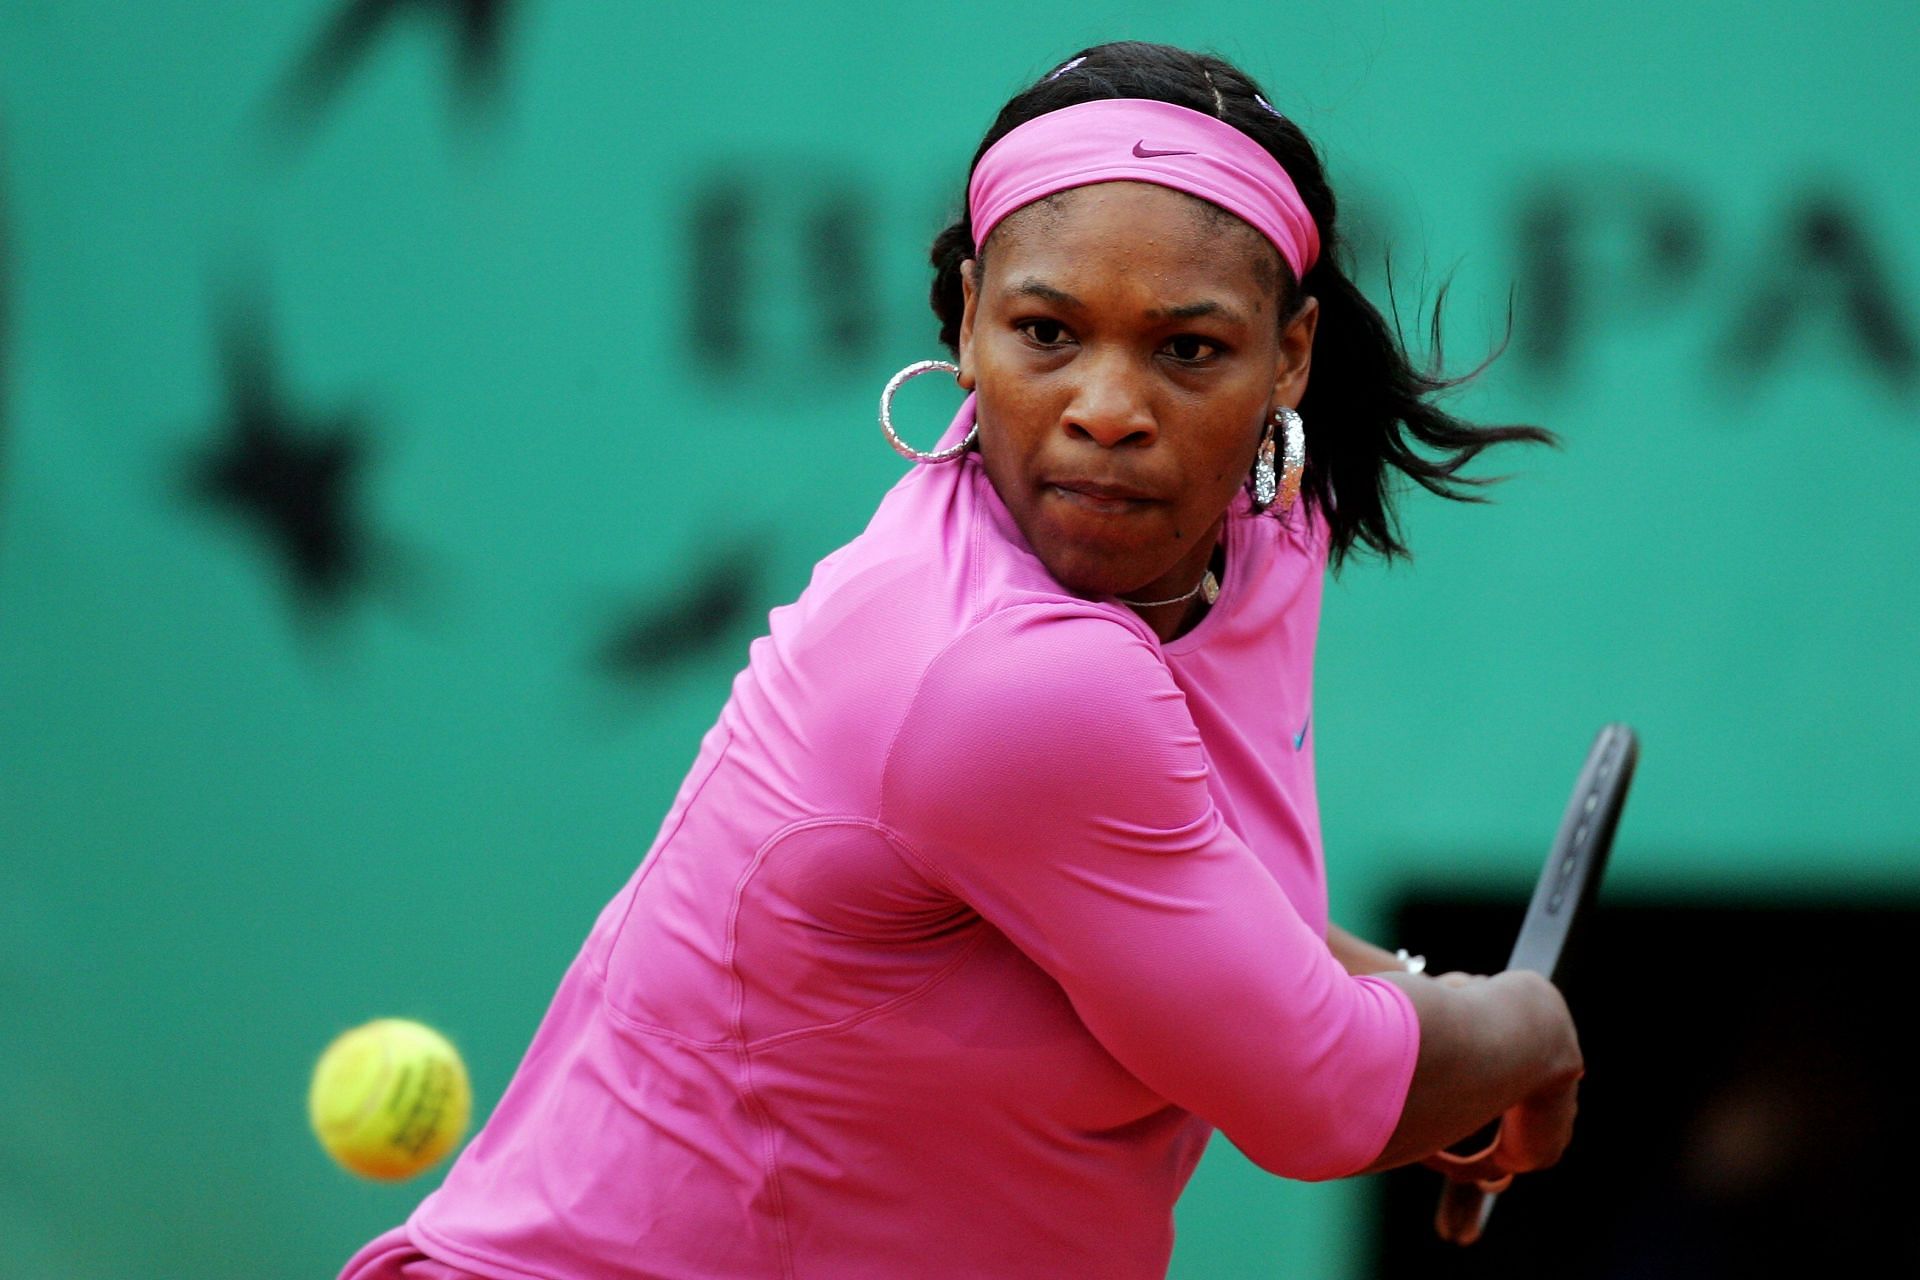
top-left (1253, 420), bottom-right (1278, 508)
top-left (1254, 406), bottom-right (1306, 513)
top-left (879, 360), bottom-right (976, 464)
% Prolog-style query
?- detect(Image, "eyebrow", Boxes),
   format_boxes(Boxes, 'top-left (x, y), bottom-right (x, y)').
top-left (1147, 300), bottom-right (1248, 325)
top-left (1007, 278), bottom-right (1083, 309)
top-left (1005, 279), bottom-right (1249, 327)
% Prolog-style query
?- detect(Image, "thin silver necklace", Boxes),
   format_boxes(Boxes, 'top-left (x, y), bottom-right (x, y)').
top-left (1119, 548), bottom-right (1224, 609)
top-left (1119, 570), bottom-right (1218, 609)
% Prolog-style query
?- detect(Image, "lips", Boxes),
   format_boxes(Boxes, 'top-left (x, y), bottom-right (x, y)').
top-left (1047, 478), bottom-right (1159, 503)
top-left (1045, 479), bottom-right (1160, 516)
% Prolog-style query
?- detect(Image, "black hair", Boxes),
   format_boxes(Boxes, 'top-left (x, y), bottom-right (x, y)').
top-left (928, 41), bottom-right (1554, 568)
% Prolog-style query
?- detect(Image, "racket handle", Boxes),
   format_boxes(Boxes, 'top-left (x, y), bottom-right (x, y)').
top-left (1428, 1131), bottom-right (1511, 1244)
top-left (1435, 1177), bottom-right (1507, 1246)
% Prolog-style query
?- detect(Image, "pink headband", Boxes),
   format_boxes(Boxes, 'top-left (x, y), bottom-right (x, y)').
top-left (967, 98), bottom-right (1320, 281)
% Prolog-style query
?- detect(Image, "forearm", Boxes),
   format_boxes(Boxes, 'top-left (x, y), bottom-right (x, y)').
top-left (1358, 969), bottom-right (1583, 1173)
top-left (1325, 922), bottom-right (1407, 976)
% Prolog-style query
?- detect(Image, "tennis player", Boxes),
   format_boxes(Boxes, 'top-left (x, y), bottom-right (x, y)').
top-left (339, 41), bottom-right (1583, 1280)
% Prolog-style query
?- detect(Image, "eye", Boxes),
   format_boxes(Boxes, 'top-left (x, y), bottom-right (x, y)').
top-left (1164, 334), bottom-right (1223, 363)
top-left (1016, 319), bottom-right (1072, 348)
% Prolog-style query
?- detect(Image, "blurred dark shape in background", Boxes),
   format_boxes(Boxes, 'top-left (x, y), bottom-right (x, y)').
top-left (596, 533), bottom-right (766, 679)
top-left (269, 0), bottom-right (516, 136)
top-left (1515, 170), bottom-right (1916, 393)
top-left (684, 167), bottom-right (882, 388)
top-left (686, 179), bottom-right (755, 373)
top-left (805, 189), bottom-right (877, 363)
top-left (1374, 895), bottom-right (1920, 1278)
top-left (1514, 170), bottom-right (1706, 380)
top-left (1718, 194), bottom-right (1918, 391)
top-left (181, 290), bottom-right (381, 615)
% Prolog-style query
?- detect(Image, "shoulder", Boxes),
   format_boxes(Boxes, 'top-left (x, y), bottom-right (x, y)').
top-left (879, 603), bottom-right (1207, 831)
top-left (910, 602), bottom-right (1171, 733)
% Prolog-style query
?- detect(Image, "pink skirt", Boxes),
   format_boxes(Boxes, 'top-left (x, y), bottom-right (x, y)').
top-left (338, 1226), bottom-right (486, 1280)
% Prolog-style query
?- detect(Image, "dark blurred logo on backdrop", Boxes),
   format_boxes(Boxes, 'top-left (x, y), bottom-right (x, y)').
top-left (178, 287), bottom-right (410, 631)
top-left (269, 0), bottom-right (515, 137)
top-left (683, 169), bottom-right (882, 386)
top-left (1515, 169), bottom-right (1915, 390)
top-left (595, 532), bottom-right (767, 681)
top-left (681, 163), bottom-right (1917, 398)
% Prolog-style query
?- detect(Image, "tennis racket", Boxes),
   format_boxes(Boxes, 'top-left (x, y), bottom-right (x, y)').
top-left (1429, 723), bottom-right (1639, 1245)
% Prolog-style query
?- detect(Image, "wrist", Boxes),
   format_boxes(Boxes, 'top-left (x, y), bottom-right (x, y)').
top-left (1490, 971), bottom-right (1583, 1085)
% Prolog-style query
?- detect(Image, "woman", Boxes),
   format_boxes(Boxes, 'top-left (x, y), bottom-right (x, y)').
top-left (341, 41), bottom-right (1581, 1280)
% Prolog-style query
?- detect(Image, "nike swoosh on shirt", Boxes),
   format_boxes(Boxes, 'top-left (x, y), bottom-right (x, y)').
top-left (1293, 715), bottom-right (1311, 751)
top-left (1132, 141), bottom-right (1196, 158)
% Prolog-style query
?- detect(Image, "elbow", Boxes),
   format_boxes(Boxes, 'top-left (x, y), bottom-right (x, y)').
top-left (1241, 1145), bottom-right (1375, 1184)
top-left (1228, 1103), bottom-right (1395, 1183)
top-left (1225, 991), bottom-right (1418, 1182)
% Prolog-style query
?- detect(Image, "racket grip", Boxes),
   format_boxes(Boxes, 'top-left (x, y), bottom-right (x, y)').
top-left (1429, 1128), bottom-right (1511, 1244)
top-left (1435, 1177), bottom-right (1508, 1246)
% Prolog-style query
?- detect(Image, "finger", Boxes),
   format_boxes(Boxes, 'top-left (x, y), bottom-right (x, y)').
top-left (1491, 1077), bottom-right (1580, 1174)
top-left (1434, 1179), bottom-right (1496, 1245)
top-left (1423, 1148), bottom-right (1506, 1184)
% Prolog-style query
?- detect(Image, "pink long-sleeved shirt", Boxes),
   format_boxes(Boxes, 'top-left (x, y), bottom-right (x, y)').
top-left (373, 397), bottom-right (1418, 1280)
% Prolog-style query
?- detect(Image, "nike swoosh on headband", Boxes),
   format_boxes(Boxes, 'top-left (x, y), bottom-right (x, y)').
top-left (968, 100), bottom-right (1321, 278)
top-left (1131, 141), bottom-right (1196, 158)
top-left (1293, 714), bottom-right (1310, 751)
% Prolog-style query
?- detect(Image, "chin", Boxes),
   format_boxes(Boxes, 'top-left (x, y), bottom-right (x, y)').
top-left (1000, 491), bottom-right (1170, 599)
top-left (1032, 542), bottom-right (1148, 600)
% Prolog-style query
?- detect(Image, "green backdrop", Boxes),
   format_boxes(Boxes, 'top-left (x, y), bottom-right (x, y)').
top-left (2, 3), bottom-right (1915, 1276)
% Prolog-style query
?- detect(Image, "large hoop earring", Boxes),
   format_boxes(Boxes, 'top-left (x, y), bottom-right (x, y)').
top-left (879, 360), bottom-right (977, 464)
top-left (1254, 406), bottom-right (1306, 514)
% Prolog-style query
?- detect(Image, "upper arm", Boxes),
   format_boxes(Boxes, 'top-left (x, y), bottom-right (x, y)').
top-left (879, 607), bottom-right (1417, 1180)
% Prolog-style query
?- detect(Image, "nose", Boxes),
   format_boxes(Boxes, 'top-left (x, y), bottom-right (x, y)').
top-left (1059, 355), bottom-right (1157, 449)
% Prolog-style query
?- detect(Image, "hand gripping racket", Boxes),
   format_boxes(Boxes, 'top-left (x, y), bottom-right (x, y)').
top-left (1428, 723), bottom-right (1639, 1245)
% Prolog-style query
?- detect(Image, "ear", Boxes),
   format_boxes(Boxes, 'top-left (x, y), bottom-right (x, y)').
top-left (1271, 294), bottom-right (1318, 409)
top-left (956, 259), bottom-right (980, 391)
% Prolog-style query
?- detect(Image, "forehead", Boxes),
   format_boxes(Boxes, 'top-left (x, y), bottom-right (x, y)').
top-left (982, 182), bottom-right (1281, 306)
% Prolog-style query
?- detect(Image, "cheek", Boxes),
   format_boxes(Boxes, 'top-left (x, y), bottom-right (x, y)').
top-left (973, 378), bottom-right (1053, 455)
top-left (1201, 420), bottom-right (1263, 487)
top-left (969, 409), bottom-right (1035, 501)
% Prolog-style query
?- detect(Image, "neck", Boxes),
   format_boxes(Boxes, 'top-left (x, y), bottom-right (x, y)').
top-left (1124, 527), bottom-right (1227, 643)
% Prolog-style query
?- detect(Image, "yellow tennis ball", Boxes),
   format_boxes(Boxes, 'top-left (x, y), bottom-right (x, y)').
top-left (309, 1018), bottom-right (472, 1181)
